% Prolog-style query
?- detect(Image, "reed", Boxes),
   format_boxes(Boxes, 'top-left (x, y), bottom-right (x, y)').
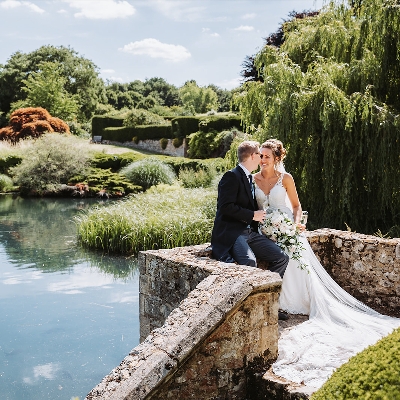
top-left (76, 184), bottom-right (216, 254)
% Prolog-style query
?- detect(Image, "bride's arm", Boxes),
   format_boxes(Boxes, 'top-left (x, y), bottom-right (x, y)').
top-left (283, 174), bottom-right (303, 225)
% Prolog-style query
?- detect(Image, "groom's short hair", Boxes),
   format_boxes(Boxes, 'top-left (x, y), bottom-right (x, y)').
top-left (237, 140), bottom-right (260, 163)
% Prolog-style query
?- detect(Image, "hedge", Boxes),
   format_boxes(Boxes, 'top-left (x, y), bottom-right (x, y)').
top-left (101, 124), bottom-right (172, 142)
top-left (311, 327), bottom-right (400, 400)
top-left (92, 114), bottom-right (241, 141)
top-left (198, 115), bottom-right (242, 133)
top-left (171, 116), bottom-right (201, 138)
top-left (148, 155), bottom-right (228, 175)
top-left (92, 116), bottom-right (124, 137)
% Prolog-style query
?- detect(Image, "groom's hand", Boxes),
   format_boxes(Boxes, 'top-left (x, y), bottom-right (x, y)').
top-left (253, 210), bottom-right (266, 222)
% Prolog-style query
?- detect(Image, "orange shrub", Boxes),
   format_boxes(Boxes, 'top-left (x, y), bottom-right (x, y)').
top-left (0, 107), bottom-right (70, 142)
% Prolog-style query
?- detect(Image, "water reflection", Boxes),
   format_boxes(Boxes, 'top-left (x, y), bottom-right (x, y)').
top-left (0, 196), bottom-right (139, 400)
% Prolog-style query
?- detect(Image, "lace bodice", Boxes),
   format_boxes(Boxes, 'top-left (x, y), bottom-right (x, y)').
top-left (255, 173), bottom-right (293, 219)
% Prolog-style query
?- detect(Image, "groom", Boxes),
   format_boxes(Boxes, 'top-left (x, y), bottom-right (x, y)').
top-left (211, 140), bottom-right (289, 279)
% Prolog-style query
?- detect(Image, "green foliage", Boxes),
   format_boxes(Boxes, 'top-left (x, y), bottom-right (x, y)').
top-left (0, 174), bottom-right (14, 192)
top-left (120, 158), bottom-right (176, 190)
top-left (66, 120), bottom-right (91, 138)
top-left (76, 185), bottom-right (216, 254)
top-left (179, 80), bottom-right (219, 113)
top-left (69, 168), bottom-right (142, 195)
top-left (312, 328), bottom-right (400, 400)
top-left (150, 155), bottom-right (228, 175)
top-left (198, 115), bottom-right (242, 132)
top-left (171, 116), bottom-right (201, 138)
top-left (9, 134), bottom-right (90, 195)
top-left (159, 137), bottom-right (168, 150)
top-left (172, 137), bottom-right (184, 148)
top-left (235, 0), bottom-right (400, 234)
top-left (207, 84), bottom-right (234, 112)
top-left (91, 116), bottom-right (125, 137)
top-left (9, 62), bottom-right (79, 121)
top-left (102, 125), bottom-right (173, 142)
top-left (0, 154), bottom-right (23, 174)
top-left (91, 152), bottom-right (145, 171)
top-left (123, 109), bottom-right (166, 127)
top-left (0, 45), bottom-right (106, 122)
top-left (179, 167), bottom-right (215, 188)
top-left (188, 128), bottom-right (240, 159)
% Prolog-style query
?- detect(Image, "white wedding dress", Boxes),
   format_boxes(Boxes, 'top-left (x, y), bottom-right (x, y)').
top-left (255, 174), bottom-right (400, 389)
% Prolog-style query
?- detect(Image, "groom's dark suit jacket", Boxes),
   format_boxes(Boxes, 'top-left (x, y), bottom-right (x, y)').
top-left (211, 165), bottom-right (258, 261)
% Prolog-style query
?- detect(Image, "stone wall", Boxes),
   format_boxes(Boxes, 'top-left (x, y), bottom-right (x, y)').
top-left (105, 138), bottom-right (187, 157)
top-left (86, 229), bottom-right (400, 400)
top-left (306, 228), bottom-right (400, 317)
top-left (86, 245), bottom-right (282, 400)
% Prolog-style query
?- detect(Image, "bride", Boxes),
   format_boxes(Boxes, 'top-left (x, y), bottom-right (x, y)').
top-left (253, 139), bottom-right (400, 389)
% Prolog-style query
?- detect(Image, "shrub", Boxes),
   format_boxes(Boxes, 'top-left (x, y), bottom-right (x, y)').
top-left (187, 128), bottom-right (240, 159)
top-left (179, 167), bottom-right (215, 188)
top-left (312, 327), bottom-right (400, 400)
top-left (123, 109), bottom-right (166, 127)
top-left (172, 137), bottom-right (183, 148)
top-left (91, 152), bottom-right (144, 171)
top-left (0, 107), bottom-right (70, 142)
top-left (10, 134), bottom-right (90, 194)
top-left (69, 168), bottom-right (142, 196)
top-left (160, 137), bottom-right (168, 150)
top-left (91, 115), bottom-right (124, 137)
top-left (120, 158), bottom-right (176, 190)
top-left (76, 185), bottom-right (216, 254)
top-left (198, 115), bottom-right (242, 133)
top-left (0, 155), bottom-right (23, 174)
top-left (0, 174), bottom-right (14, 192)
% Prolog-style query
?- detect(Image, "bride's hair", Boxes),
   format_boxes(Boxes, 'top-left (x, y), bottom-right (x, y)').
top-left (261, 139), bottom-right (287, 163)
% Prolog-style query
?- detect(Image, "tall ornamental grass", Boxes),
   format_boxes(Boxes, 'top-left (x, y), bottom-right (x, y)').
top-left (76, 184), bottom-right (216, 254)
top-left (120, 158), bottom-right (176, 190)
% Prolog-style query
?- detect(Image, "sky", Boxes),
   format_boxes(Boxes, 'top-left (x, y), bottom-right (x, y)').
top-left (0, 0), bottom-right (325, 90)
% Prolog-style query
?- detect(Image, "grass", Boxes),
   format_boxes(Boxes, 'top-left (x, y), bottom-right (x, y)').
top-left (76, 184), bottom-right (217, 254)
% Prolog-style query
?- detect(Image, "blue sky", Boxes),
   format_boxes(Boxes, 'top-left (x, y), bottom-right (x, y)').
top-left (0, 0), bottom-right (324, 89)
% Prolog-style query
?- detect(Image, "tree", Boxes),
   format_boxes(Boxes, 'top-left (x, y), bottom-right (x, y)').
top-left (240, 10), bottom-right (319, 83)
top-left (10, 62), bottom-right (79, 121)
top-left (0, 45), bottom-right (106, 122)
top-left (142, 77), bottom-right (180, 107)
top-left (207, 84), bottom-right (234, 112)
top-left (235, 0), bottom-right (400, 235)
top-left (179, 81), bottom-right (219, 114)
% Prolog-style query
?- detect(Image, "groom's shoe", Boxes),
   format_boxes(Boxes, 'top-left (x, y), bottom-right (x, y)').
top-left (278, 310), bottom-right (289, 321)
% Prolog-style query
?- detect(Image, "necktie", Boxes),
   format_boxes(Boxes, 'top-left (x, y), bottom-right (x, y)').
top-left (248, 174), bottom-right (254, 198)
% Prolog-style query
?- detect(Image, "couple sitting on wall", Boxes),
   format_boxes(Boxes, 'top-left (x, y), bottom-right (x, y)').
top-left (211, 139), bottom-right (400, 389)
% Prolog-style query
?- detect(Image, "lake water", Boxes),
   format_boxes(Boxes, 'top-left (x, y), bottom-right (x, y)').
top-left (0, 196), bottom-right (140, 400)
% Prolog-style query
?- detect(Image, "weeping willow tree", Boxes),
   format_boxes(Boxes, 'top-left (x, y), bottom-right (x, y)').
top-left (234, 0), bottom-right (400, 235)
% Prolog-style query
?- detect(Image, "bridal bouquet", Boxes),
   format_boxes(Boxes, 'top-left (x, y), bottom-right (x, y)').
top-left (261, 208), bottom-right (308, 271)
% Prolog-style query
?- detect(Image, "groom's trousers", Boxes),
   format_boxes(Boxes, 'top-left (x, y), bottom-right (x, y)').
top-left (230, 227), bottom-right (289, 278)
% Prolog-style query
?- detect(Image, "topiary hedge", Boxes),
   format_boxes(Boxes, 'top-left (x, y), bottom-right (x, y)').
top-left (311, 327), bottom-right (400, 400)
top-left (198, 115), bottom-right (242, 133)
top-left (101, 124), bottom-right (173, 142)
top-left (171, 116), bottom-right (201, 138)
top-left (92, 115), bottom-right (124, 137)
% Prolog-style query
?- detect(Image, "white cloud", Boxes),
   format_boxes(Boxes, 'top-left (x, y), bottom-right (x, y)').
top-left (64, 0), bottom-right (135, 19)
top-left (148, 0), bottom-right (204, 22)
top-left (0, 0), bottom-right (45, 13)
top-left (202, 28), bottom-right (219, 37)
top-left (57, 8), bottom-right (67, 13)
top-left (216, 77), bottom-right (241, 90)
top-left (210, 32), bottom-right (220, 37)
top-left (242, 13), bottom-right (256, 19)
top-left (234, 25), bottom-right (254, 32)
top-left (120, 38), bottom-right (191, 62)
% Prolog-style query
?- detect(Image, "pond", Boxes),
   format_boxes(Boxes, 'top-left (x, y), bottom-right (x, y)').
top-left (0, 196), bottom-right (140, 400)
